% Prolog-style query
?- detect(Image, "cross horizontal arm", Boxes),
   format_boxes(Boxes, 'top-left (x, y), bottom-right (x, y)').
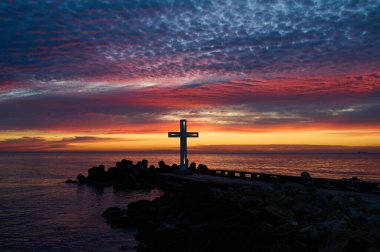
top-left (168, 132), bottom-right (181, 137)
top-left (185, 132), bottom-right (199, 137)
top-left (168, 132), bottom-right (199, 138)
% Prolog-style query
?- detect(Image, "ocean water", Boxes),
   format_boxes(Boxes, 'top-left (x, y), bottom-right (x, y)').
top-left (0, 152), bottom-right (380, 251)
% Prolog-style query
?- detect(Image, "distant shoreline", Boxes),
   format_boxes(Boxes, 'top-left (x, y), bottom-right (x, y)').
top-left (1, 151), bottom-right (380, 155)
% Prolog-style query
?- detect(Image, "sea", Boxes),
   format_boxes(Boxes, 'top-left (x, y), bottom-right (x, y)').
top-left (1, 152), bottom-right (380, 251)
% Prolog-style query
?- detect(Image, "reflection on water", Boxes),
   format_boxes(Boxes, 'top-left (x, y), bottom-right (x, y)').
top-left (0, 152), bottom-right (379, 251)
top-left (0, 153), bottom-right (165, 251)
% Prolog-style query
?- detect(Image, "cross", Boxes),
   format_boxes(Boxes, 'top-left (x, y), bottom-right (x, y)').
top-left (168, 119), bottom-right (199, 171)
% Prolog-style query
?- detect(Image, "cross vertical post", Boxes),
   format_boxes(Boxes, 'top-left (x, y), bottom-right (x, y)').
top-left (168, 119), bottom-right (199, 171)
top-left (180, 119), bottom-right (187, 169)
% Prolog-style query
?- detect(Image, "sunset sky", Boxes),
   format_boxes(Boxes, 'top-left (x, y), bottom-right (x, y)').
top-left (1, 0), bottom-right (380, 152)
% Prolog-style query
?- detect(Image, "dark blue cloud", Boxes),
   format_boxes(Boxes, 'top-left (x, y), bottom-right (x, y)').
top-left (0, 0), bottom-right (379, 86)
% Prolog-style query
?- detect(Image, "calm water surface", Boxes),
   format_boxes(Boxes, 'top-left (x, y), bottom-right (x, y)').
top-left (0, 152), bottom-right (380, 251)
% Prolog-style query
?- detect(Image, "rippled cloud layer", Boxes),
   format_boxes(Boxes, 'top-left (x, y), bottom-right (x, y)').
top-left (1, 0), bottom-right (379, 85)
top-left (0, 0), bottom-right (380, 149)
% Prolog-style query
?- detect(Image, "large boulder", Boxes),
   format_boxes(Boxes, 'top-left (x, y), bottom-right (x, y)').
top-left (65, 179), bottom-right (78, 184)
top-left (116, 159), bottom-right (133, 168)
top-left (189, 162), bottom-right (196, 170)
top-left (320, 230), bottom-right (377, 252)
top-left (77, 173), bottom-right (87, 184)
top-left (171, 164), bottom-right (179, 170)
top-left (301, 171), bottom-right (311, 178)
top-left (142, 160), bottom-right (148, 169)
top-left (158, 160), bottom-right (167, 169)
top-left (102, 207), bottom-right (126, 219)
top-left (261, 206), bottom-right (294, 225)
top-left (87, 165), bottom-right (106, 182)
top-left (102, 207), bottom-right (132, 228)
top-left (197, 164), bottom-right (208, 171)
top-left (158, 160), bottom-right (174, 173)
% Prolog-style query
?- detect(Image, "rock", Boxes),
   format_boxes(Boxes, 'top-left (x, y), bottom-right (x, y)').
top-left (348, 197), bottom-right (358, 206)
top-left (171, 164), bottom-right (179, 170)
top-left (183, 224), bottom-right (209, 247)
top-left (142, 160), bottom-right (148, 169)
top-left (136, 161), bottom-right (143, 169)
top-left (368, 204), bottom-right (380, 217)
top-left (197, 164), bottom-right (208, 171)
top-left (135, 160), bottom-right (149, 169)
top-left (117, 159), bottom-right (133, 168)
top-left (349, 176), bottom-right (362, 181)
top-left (270, 243), bottom-right (291, 252)
top-left (124, 174), bottom-right (137, 186)
top-left (261, 206), bottom-right (293, 224)
top-left (137, 243), bottom-right (154, 252)
top-left (87, 165), bottom-right (106, 182)
top-left (76, 173), bottom-right (87, 184)
top-left (127, 200), bottom-right (155, 217)
top-left (277, 196), bottom-right (294, 207)
top-left (345, 207), bottom-right (363, 219)
top-left (329, 195), bottom-right (346, 209)
top-left (102, 207), bottom-right (126, 219)
top-left (189, 162), bottom-right (196, 170)
top-left (155, 241), bottom-right (184, 252)
top-left (110, 216), bottom-right (133, 228)
top-left (65, 179), bottom-right (78, 184)
top-left (318, 218), bottom-right (347, 231)
top-left (320, 230), bottom-right (377, 252)
top-left (158, 160), bottom-right (167, 169)
top-left (301, 171), bottom-right (311, 178)
top-left (151, 222), bottom-right (180, 238)
top-left (369, 223), bottom-right (380, 240)
top-left (300, 225), bottom-right (322, 241)
top-left (102, 207), bottom-right (134, 228)
top-left (119, 244), bottom-right (137, 251)
top-left (315, 193), bottom-right (329, 208)
top-left (368, 248), bottom-right (380, 252)
top-left (158, 160), bottom-right (174, 173)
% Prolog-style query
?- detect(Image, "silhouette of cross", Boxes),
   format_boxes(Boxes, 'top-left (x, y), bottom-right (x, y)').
top-left (168, 119), bottom-right (199, 170)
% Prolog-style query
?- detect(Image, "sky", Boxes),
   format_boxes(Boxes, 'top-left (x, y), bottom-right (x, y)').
top-left (0, 0), bottom-right (380, 152)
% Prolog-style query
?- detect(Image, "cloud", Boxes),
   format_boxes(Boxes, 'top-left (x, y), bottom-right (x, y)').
top-left (0, 135), bottom-right (129, 151)
top-left (0, 73), bottom-right (379, 132)
top-left (1, 0), bottom-right (379, 87)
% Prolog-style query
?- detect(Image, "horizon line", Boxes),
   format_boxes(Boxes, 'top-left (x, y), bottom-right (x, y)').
top-left (1, 150), bottom-right (379, 155)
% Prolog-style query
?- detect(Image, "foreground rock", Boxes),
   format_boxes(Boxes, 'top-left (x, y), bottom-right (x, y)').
top-left (103, 181), bottom-right (380, 252)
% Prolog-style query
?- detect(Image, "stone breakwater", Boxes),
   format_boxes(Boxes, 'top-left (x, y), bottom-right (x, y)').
top-left (103, 180), bottom-right (380, 252)
top-left (65, 159), bottom-right (208, 189)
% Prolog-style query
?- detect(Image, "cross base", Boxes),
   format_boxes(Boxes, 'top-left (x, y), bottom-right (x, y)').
top-left (174, 169), bottom-right (193, 175)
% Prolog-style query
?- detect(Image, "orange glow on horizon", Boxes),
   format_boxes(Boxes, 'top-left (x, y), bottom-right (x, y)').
top-left (1, 128), bottom-right (380, 152)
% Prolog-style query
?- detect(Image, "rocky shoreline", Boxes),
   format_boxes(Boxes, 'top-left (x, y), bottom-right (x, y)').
top-left (69, 159), bottom-right (380, 252)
